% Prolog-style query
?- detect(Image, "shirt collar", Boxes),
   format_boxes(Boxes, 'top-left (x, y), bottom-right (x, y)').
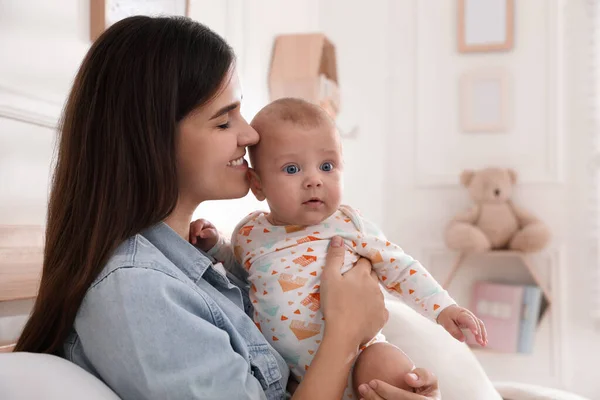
top-left (141, 222), bottom-right (212, 283)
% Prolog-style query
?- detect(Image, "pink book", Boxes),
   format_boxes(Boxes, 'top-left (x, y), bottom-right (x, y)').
top-left (467, 281), bottom-right (524, 352)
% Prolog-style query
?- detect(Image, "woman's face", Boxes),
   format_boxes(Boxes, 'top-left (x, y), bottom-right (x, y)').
top-left (177, 68), bottom-right (258, 205)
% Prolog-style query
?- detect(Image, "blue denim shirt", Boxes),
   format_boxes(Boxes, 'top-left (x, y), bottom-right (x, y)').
top-left (63, 222), bottom-right (289, 399)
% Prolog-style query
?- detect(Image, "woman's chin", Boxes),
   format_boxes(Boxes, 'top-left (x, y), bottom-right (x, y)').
top-left (226, 185), bottom-right (250, 200)
top-left (202, 180), bottom-right (250, 201)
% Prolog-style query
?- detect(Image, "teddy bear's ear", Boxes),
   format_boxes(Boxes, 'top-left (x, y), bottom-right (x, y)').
top-left (460, 170), bottom-right (475, 187)
top-left (507, 168), bottom-right (518, 184)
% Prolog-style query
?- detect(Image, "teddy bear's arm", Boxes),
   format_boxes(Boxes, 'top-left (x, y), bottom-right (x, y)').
top-left (508, 200), bottom-right (539, 227)
top-left (450, 205), bottom-right (480, 224)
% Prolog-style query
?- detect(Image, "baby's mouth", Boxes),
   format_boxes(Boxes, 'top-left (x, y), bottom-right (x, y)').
top-left (303, 197), bottom-right (324, 205)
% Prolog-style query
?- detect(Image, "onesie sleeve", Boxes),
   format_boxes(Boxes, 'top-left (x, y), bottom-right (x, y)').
top-left (206, 212), bottom-right (263, 283)
top-left (343, 207), bottom-right (456, 321)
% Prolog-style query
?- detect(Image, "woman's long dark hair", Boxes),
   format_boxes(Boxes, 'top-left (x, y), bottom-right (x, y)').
top-left (15, 16), bottom-right (234, 353)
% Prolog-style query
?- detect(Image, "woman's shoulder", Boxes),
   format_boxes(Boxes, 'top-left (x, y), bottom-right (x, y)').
top-left (91, 233), bottom-right (189, 288)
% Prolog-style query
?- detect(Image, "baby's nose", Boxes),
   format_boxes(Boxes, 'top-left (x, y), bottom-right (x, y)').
top-left (304, 176), bottom-right (323, 188)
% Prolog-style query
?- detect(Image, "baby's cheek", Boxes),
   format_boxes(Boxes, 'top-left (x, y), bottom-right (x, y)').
top-left (329, 181), bottom-right (343, 203)
top-left (270, 184), bottom-right (300, 212)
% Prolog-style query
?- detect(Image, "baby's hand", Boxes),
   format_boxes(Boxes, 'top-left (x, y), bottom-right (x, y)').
top-left (436, 305), bottom-right (488, 346)
top-left (189, 219), bottom-right (220, 252)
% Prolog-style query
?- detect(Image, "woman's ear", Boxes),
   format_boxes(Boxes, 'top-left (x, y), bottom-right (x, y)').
top-left (248, 169), bottom-right (266, 201)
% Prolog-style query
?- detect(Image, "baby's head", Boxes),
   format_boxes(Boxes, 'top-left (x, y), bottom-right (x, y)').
top-left (248, 98), bottom-right (343, 226)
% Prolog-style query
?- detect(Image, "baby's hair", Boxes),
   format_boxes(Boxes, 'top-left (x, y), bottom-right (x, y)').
top-left (249, 98), bottom-right (336, 168)
top-left (252, 97), bottom-right (334, 129)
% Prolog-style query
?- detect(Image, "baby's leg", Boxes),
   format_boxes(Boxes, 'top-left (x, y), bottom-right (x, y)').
top-left (352, 342), bottom-right (415, 395)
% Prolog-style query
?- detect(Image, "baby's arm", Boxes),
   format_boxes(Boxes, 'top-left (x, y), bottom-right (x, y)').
top-left (207, 236), bottom-right (237, 268)
top-left (348, 212), bottom-right (455, 321)
top-left (348, 211), bottom-right (487, 345)
top-left (189, 218), bottom-right (249, 282)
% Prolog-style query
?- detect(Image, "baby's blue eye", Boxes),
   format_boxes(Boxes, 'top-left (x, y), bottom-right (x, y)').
top-left (285, 165), bottom-right (299, 174)
top-left (320, 162), bottom-right (334, 172)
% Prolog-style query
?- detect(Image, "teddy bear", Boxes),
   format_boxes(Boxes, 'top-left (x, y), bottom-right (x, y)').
top-left (444, 167), bottom-right (551, 253)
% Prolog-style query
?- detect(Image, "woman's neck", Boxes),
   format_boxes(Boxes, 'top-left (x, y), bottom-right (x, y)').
top-left (164, 200), bottom-right (197, 240)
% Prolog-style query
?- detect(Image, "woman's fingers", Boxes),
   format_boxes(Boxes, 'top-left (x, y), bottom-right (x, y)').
top-left (370, 269), bottom-right (379, 282)
top-left (359, 380), bottom-right (423, 400)
top-left (358, 383), bottom-right (385, 400)
top-left (405, 368), bottom-right (436, 390)
top-left (321, 240), bottom-right (387, 346)
top-left (322, 236), bottom-right (345, 282)
top-left (353, 256), bottom-right (374, 276)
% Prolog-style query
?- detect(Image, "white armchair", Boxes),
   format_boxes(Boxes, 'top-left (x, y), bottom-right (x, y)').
top-left (382, 299), bottom-right (591, 400)
top-left (0, 300), bottom-right (591, 400)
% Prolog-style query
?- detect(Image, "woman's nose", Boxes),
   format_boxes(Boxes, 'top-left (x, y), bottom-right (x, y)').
top-left (239, 119), bottom-right (259, 147)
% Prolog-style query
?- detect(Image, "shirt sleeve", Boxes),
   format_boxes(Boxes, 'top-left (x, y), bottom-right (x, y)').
top-left (349, 213), bottom-right (456, 321)
top-left (75, 267), bottom-right (267, 400)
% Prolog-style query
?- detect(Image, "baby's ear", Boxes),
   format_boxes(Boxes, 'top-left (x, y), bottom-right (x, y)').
top-left (248, 169), bottom-right (266, 201)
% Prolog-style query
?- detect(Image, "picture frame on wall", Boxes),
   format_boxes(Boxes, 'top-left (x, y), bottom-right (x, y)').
top-left (459, 68), bottom-right (511, 133)
top-left (90, 0), bottom-right (190, 42)
top-left (457, 0), bottom-right (515, 53)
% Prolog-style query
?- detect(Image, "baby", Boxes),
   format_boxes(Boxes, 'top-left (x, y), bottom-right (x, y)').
top-left (191, 98), bottom-right (487, 398)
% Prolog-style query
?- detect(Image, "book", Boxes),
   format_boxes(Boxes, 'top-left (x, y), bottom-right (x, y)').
top-left (517, 285), bottom-right (543, 353)
top-left (468, 281), bottom-right (544, 354)
top-left (468, 281), bottom-right (525, 352)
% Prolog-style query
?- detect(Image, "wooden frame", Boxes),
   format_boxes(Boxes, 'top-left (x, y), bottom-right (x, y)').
top-left (0, 343), bottom-right (16, 353)
top-left (459, 68), bottom-right (510, 133)
top-left (90, 0), bottom-right (191, 42)
top-left (0, 225), bottom-right (44, 302)
top-left (268, 33), bottom-right (359, 138)
top-left (457, 0), bottom-right (515, 53)
top-left (269, 33), bottom-right (340, 116)
top-left (0, 248), bottom-right (43, 302)
top-left (0, 226), bottom-right (45, 353)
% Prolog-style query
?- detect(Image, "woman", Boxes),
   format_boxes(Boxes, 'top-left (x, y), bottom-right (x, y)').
top-left (15, 16), bottom-right (441, 400)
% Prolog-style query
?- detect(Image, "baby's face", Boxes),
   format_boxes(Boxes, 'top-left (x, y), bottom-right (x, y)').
top-left (252, 122), bottom-right (343, 226)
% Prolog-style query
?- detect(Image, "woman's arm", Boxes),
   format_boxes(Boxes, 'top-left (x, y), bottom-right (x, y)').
top-left (76, 267), bottom-right (267, 400)
top-left (291, 236), bottom-right (389, 400)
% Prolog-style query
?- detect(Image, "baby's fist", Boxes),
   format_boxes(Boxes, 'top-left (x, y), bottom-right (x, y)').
top-left (189, 219), bottom-right (220, 252)
top-left (436, 305), bottom-right (487, 346)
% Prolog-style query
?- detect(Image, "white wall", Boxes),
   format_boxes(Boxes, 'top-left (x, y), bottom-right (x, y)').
top-left (377, 0), bottom-right (596, 398)
top-left (382, 0), bottom-right (568, 389)
top-left (0, 0), bottom-right (597, 398)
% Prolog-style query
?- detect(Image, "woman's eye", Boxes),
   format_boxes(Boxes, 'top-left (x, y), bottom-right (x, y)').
top-left (285, 165), bottom-right (299, 174)
top-left (217, 122), bottom-right (230, 129)
top-left (320, 162), bottom-right (334, 172)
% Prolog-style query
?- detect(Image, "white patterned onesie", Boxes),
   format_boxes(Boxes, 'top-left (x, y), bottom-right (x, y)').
top-left (208, 205), bottom-right (456, 398)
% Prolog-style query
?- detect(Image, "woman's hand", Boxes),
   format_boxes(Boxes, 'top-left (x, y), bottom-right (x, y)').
top-left (290, 236), bottom-right (389, 400)
top-left (357, 368), bottom-right (441, 400)
top-left (320, 236), bottom-right (388, 347)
